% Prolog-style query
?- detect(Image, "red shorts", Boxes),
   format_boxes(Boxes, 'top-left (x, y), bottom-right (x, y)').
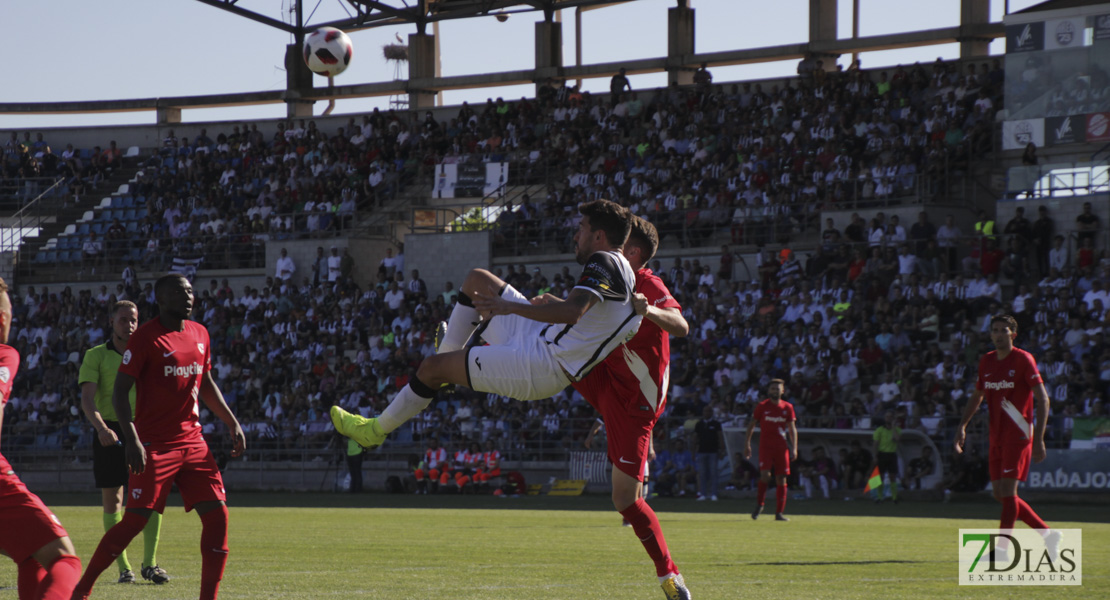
top-left (758, 447), bottom-right (791, 476)
top-left (574, 363), bottom-right (660, 482)
top-left (127, 442), bottom-right (226, 513)
top-left (989, 443), bottom-right (1031, 482)
top-left (0, 471), bottom-right (70, 563)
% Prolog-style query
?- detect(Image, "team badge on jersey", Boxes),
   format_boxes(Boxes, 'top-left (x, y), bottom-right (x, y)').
top-left (0, 366), bottom-right (9, 383)
top-left (197, 343), bottom-right (205, 354)
top-left (123, 350), bottom-right (132, 365)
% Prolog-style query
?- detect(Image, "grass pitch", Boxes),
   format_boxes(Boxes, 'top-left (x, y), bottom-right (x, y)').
top-left (2, 493), bottom-right (1106, 599)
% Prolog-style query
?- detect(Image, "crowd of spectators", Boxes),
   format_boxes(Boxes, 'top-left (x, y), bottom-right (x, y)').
top-left (11, 56), bottom-right (1004, 270)
top-left (477, 57), bottom-right (1006, 252)
top-left (3, 201), bottom-right (1107, 476)
top-left (1, 131), bottom-right (125, 202)
top-left (3, 58), bottom-right (1108, 499)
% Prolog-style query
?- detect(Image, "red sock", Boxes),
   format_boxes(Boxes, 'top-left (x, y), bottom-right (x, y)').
top-left (999, 496), bottom-right (1018, 531)
top-left (756, 480), bottom-right (767, 506)
top-left (619, 499), bottom-right (678, 578)
top-left (72, 511), bottom-right (148, 598)
top-left (17, 558), bottom-right (45, 600)
top-left (37, 555), bottom-right (81, 600)
top-left (199, 505), bottom-right (230, 600)
top-left (1016, 497), bottom-right (1048, 530)
top-left (776, 484), bottom-right (787, 514)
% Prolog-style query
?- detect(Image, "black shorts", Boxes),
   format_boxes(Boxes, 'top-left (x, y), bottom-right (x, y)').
top-left (92, 421), bottom-right (128, 489)
top-left (877, 452), bottom-right (899, 477)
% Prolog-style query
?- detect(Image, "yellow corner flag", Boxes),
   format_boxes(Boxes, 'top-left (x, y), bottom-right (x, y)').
top-left (863, 466), bottom-right (882, 494)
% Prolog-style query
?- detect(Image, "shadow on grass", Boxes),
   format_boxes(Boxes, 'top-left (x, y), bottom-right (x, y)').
top-left (36, 491), bottom-right (1110, 523)
top-left (745, 560), bottom-right (926, 567)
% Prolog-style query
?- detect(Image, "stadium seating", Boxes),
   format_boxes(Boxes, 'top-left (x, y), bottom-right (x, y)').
top-left (2, 58), bottom-right (1104, 500)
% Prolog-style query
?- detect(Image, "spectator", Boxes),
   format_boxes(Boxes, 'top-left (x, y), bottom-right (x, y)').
top-left (610, 67), bottom-right (632, 108)
top-left (327, 246), bottom-right (342, 283)
top-left (275, 248), bottom-right (296, 282)
top-left (904, 445), bottom-right (936, 490)
top-left (692, 405), bottom-right (723, 501)
top-left (1076, 201), bottom-right (1101, 246)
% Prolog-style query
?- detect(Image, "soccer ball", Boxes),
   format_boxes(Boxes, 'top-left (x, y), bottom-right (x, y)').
top-left (303, 27), bottom-right (353, 77)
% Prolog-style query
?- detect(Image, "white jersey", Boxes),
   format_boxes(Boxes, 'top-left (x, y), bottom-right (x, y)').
top-left (542, 250), bottom-right (641, 379)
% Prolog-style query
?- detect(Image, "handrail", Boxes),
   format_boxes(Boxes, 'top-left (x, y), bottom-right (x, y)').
top-left (7, 177), bottom-right (66, 220)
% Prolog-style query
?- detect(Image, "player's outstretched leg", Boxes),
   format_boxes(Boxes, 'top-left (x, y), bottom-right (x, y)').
top-left (438, 269), bottom-right (506, 353)
top-left (72, 511), bottom-right (149, 599)
top-left (330, 406), bottom-right (387, 449)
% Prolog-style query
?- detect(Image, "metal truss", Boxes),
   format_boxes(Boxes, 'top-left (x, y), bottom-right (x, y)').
top-left (193, 0), bottom-right (638, 37)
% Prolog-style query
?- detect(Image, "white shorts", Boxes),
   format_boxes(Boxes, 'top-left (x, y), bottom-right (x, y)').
top-left (464, 285), bottom-right (572, 401)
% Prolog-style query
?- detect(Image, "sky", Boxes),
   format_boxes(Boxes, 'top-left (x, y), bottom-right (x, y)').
top-left (1, 0), bottom-right (1043, 129)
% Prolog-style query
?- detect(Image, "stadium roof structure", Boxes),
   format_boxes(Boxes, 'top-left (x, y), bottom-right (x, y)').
top-left (1012, 0), bottom-right (1110, 15)
top-left (194, 0), bottom-right (639, 38)
top-left (1, 0), bottom-right (1008, 122)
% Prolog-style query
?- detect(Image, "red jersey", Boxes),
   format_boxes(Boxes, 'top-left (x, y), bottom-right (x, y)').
top-left (483, 450), bottom-right (500, 470)
top-left (0, 345), bottom-right (21, 473)
top-left (976, 347), bottom-right (1042, 448)
top-left (119, 319), bottom-right (212, 446)
top-left (574, 268), bottom-right (682, 415)
top-left (753, 399), bottom-right (796, 452)
top-left (424, 447), bottom-right (447, 469)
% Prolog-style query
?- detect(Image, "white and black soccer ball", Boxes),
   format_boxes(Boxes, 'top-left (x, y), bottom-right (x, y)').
top-left (303, 27), bottom-right (353, 77)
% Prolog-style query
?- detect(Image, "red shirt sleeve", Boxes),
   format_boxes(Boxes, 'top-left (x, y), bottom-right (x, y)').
top-left (0, 346), bottom-right (20, 405)
top-left (199, 325), bottom-right (212, 372)
top-left (638, 274), bottom-right (681, 311)
top-left (752, 402), bottom-right (764, 424)
top-left (1021, 350), bottom-right (1043, 386)
top-left (786, 403), bottom-right (797, 422)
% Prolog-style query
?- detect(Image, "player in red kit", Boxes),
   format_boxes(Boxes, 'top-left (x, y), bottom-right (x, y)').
top-left (0, 277), bottom-right (83, 600)
top-left (955, 314), bottom-right (1061, 557)
top-left (71, 274), bottom-right (246, 600)
top-left (744, 379), bottom-right (798, 521)
top-left (571, 217), bottom-right (692, 600)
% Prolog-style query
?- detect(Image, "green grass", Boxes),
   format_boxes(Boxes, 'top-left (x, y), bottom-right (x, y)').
top-left (3, 493), bottom-right (1107, 599)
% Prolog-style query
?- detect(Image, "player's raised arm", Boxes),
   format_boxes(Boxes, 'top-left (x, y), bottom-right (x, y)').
top-left (632, 292), bottom-right (689, 337)
top-left (199, 371), bottom-right (246, 457)
top-left (954, 388), bottom-right (985, 454)
top-left (474, 286), bottom-right (598, 325)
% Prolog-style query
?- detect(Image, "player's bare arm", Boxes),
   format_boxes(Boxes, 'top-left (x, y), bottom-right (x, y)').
top-left (633, 292), bottom-right (689, 337)
top-left (473, 286), bottom-right (598, 324)
top-left (954, 389), bottom-right (985, 454)
top-left (788, 421), bottom-right (798, 461)
top-left (529, 293), bottom-right (561, 306)
top-left (584, 419), bottom-right (603, 449)
top-left (743, 417), bottom-right (756, 459)
top-left (1031, 382), bottom-right (1050, 463)
top-left (199, 371), bottom-right (246, 457)
top-left (111, 371), bottom-right (145, 474)
top-left (80, 381), bottom-right (118, 447)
